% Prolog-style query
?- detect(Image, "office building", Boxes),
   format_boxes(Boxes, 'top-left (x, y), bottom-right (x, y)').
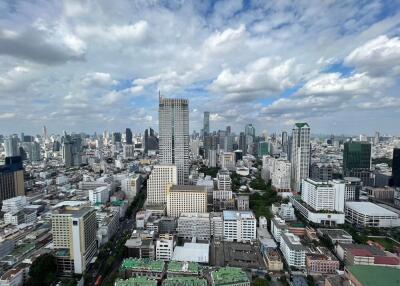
top-left (88, 186), bottom-right (110, 205)
top-left (257, 141), bottom-right (269, 157)
top-left (223, 211), bottom-right (256, 242)
top-left (281, 131), bottom-right (288, 155)
top-left (121, 174), bottom-right (141, 202)
top-left (144, 128), bottom-right (159, 154)
top-left (345, 201), bottom-right (400, 228)
top-left (166, 185), bottom-right (207, 217)
top-left (217, 170), bottom-right (231, 192)
top-left (159, 96), bottom-right (189, 184)
top-left (290, 123), bottom-right (310, 192)
top-left (392, 148), bottom-right (400, 187)
top-left (52, 206), bottom-right (97, 274)
top-left (238, 132), bottom-right (246, 154)
top-left (343, 141), bottom-right (372, 186)
top-left (245, 124), bottom-right (255, 155)
top-left (126, 128), bottom-right (133, 145)
top-left (344, 177), bottom-right (362, 201)
top-left (280, 232), bottom-right (306, 268)
top-left (147, 165), bottom-right (177, 205)
top-left (311, 163), bottom-right (333, 181)
top-left (1, 196), bottom-right (27, 214)
top-left (112, 132), bottom-right (122, 143)
top-left (203, 111), bottom-right (210, 138)
top-left (0, 157), bottom-right (25, 202)
top-left (271, 159), bottom-right (291, 193)
top-left (3, 137), bottom-right (19, 157)
top-left (177, 213), bottom-right (211, 241)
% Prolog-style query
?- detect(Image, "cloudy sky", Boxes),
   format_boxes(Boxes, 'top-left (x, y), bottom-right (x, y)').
top-left (1, 0), bottom-right (400, 136)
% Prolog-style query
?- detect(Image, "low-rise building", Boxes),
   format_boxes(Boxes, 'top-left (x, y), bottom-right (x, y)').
top-left (306, 249), bottom-right (339, 274)
top-left (119, 258), bottom-right (165, 280)
top-left (156, 234), bottom-right (175, 261)
top-left (345, 201), bottom-right (400, 228)
top-left (265, 249), bottom-right (283, 271)
top-left (177, 213), bottom-right (210, 241)
top-left (211, 267), bottom-right (250, 286)
top-left (317, 229), bottom-right (353, 245)
top-left (223, 211), bottom-right (256, 242)
top-left (280, 232), bottom-right (306, 269)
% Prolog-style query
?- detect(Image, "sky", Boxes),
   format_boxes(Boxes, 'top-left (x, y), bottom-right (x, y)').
top-left (0, 0), bottom-right (400, 136)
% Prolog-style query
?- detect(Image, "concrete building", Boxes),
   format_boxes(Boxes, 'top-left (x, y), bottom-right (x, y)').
top-left (223, 211), bottom-right (256, 242)
top-left (217, 170), bottom-right (232, 192)
top-left (344, 177), bottom-right (362, 201)
top-left (271, 159), bottom-right (291, 194)
top-left (177, 212), bottom-right (211, 241)
top-left (220, 152), bottom-right (235, 171)
top-left (88, 186), bottom-right (109, 205)
top-left (147, 165), bottom-right (177, 205)
top-left (166, 185), bottom-right (207, 217)
top-left (121, 174), bottom-right (141, 202)
top-left (211, 267), bottom-right (250, 286)
top-left (280, 232), bottom-right (306, 268)
top-left (52, 206), bottom-right (97, 275)
top-left (156, 234), bottom-right (175, 261)
top-left (345, 201), bottom-right (400, 228)
top-left (301, 179), bottom-right (345, 212)
top-left (125, 230), bottom-right (155, 259)
top-left (278, 203), bottom-right (296, 221)
top-left (1, 196), bottom-right (27, 214)
top-left (210, 212), bottom-right (223, 239)
top-left (159, 96), bottom-right (189, 185)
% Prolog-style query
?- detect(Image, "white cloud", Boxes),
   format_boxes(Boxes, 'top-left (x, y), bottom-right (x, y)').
top-left (345, 35), bottom-right (400, 75)
top-left (0, 112), bottom-right (16, 119)
top-left (81, 72), bottom-right (117, 87)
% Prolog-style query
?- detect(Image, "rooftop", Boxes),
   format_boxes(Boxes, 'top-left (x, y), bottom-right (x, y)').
top-left (172, 243), bottom-right (209, 264)
top-left (114, 277), bottom-right (157, 286)
top-left (120, 258), bottom-right (164, 272)
top-left (167, 261), bottom-right (201, 274)
top-left (345, 201), bottom-right (399, 216)
top-left (162, 277), bottom-right (207, 286)
top-left (347, 265), bottom-right (400, 286)
top-left (211, 267), bottom-right (250, 286)
top-left (223, 210), bottom-right (255, 220)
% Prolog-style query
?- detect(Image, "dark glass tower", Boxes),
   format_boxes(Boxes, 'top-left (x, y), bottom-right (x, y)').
top-left (125, 128), bottom-right (133, 145)
top-left (343, 141), bottom-right (371, 186)
top-left (392, 148), bottom-right (400, 187)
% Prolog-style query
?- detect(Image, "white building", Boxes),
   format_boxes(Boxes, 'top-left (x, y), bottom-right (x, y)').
top-left (88, 186), bottom-right (110, 205)
top-left (1, 196), bottom-right (27, 214)
top-left (223, 211), bottom-right (256, 242)
top-left (280, 232), bottom-right (306, 268)
top-left (344, 177), bottom-right (362, 201)
top-left (345, 201), bottom-right (400, 228)
top-left (220, 152), bottom-right (235, 171)
top-left (159, 96), bottom-right (189, 185)
top-left (156, 234), bottom-right (175, 261)
top-left (272, 159), bottom-right (291, 193)
top-left (0, 268), bottom-right (24, 286)
top-left (208, 149), bottom-right (217, 168)
top-left (177, 213), bottom-right (211, 240)
top-left (166, 185), bottom-right (207, 217)
top-left (261, 155), bottom-right (275, 181)
top-left (290, 123), bottom-right (310, 192)
top-left (217, 170), bottom-right (232, 191)
top-left (121, 174), bottom-right (141, 202)
top-left (147, 165), bottom-right (178, 205)
top-left (96, 210), bottom-right (120, 246)
top-left (278, 203), bottom-right (296, 221)
top-left (301, 179), bottom-right (345, 212)
top-left (271, 216), bottom-right (287, 242)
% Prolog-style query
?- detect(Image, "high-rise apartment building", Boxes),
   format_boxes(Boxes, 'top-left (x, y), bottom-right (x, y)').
top-left (147, 165), bottom-right (177, 205)
top-left (343, 141), bottom-right (371, 186)
top-left (290, 123), bottom-right (310, 192)
top-left (159, 96), bottom-right (189, 185)
top-left (52, 206), bottom-right (97, 274)
top-left (166, 185), bottom-right (207, 217)
top-left (0, 157), bottom-right (25, 202)
top-left (301, 179), bottom-right (345, 212)
top-left (392, 148), bottom-right (400, 187)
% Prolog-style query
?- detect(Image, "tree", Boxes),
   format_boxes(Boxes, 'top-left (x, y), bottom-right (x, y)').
top-left (252, 277), bottom-right (270, 286)
top-left (27, 253), bottom-right (57, 286)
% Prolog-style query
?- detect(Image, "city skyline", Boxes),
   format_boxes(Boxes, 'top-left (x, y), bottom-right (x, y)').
top-left (0, 1), bottom-right (399, 135)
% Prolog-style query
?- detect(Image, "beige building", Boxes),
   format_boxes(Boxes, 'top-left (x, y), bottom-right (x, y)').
top-left (0, 157), bottom-right (25, 202)
top-left (52, 206), bottom-right (97, 275)
top-left (166, 185), bottom-right (207, 217)
top-left (147, 165), bottom-right (177, 205)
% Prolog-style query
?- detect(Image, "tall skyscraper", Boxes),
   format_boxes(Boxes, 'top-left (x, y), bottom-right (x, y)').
top-left (4, 137), bottom-right (19, 157)
top-left (43, 125), bottom-right (48, 140)
top-left (0, 156), bottom-right (25, 202)
top-left (203, 111), bottom-right (210, 138)
top-left (392, 148), bottom-right (400, 187)
top-left (239, 132), bottom-right (246, 154)
top-left (144, 128), bottom-right (159, 154)
top-left (159, 96), bottom-right (189, 184)
top-left (52, 206), bottom-right (97, 275)
top-left (290, 123), bottom-right (311, 192)
top-left (281, 131), bottom-right (288, 154)
top-left (125, 128), bottom-right (133, 145)
top-left (112, 132), bottom-right (122, 144)
top-left (245, 124), bottom-right (255, 154)
top-left (62, 134), bottom-right (82, 168)
top-left (343, 141), bottom-right (371, 186)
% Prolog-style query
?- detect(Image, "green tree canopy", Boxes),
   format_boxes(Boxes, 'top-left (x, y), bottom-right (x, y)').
top-left (27, 253), bottom-right (57, 286)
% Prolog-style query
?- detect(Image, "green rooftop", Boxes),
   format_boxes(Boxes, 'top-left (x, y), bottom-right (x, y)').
top-left (120, 258), bottom-right (164, 272)
top-left (347, 265), bottom-right (400, 286)
top-left (111, 200), bottom-right (127, 206)
top-left (114, 277), bottom-right (157, 286)
top-left (162, 277), bottom-right (207, 286)
top-left (10, 243), bottom-right (35, 257)
top-left (167, 261), bottom-right (201, 274)
top-left (295, 122), bottom-right (309, 128)
top-left (211, 267), bottom-right (250, 286)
